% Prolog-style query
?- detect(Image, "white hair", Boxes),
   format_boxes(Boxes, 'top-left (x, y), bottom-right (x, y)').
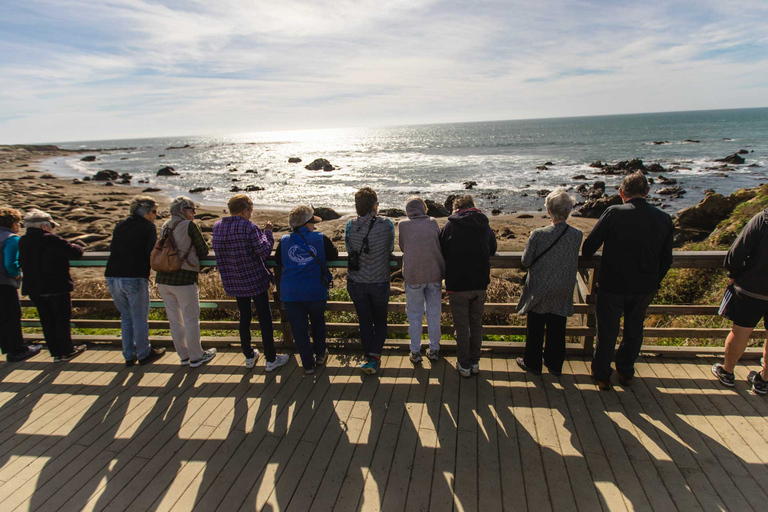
top-left (169, 196), bottom-right (196, 217)
top-left (545, 189), bottom-right (575, 222)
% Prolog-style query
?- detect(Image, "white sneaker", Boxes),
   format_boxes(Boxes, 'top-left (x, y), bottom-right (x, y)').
top-left (246, 350), bottom-right (260, 369)
top-left (265, 354), bottom-right (290, 371)
top-left (315, 349), bottom-right (328, 366)
top-left (180, 358), bottom-right (190, 366)
top-left (456, 361), bottom-right (471, 378)
top-left (190, 348), bottom-right (217, 368)
top-left (426, 349), bottom-right (439, 361)
top-left (409, 351), bottom-right (423, 364)
top-left (471, 362), bottom-right (480, 374)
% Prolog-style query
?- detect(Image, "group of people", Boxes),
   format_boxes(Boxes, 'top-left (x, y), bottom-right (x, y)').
top-left (1, 171), bottom-right (766, 394)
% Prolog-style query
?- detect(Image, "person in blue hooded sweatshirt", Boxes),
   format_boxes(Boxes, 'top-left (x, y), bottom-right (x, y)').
top-left (275, 205), bottom-right (338, 374)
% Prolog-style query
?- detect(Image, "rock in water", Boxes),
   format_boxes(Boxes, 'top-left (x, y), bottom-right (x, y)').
top-left (288, 157), bottom-right (302, 163)
top-left (244, 185), bottom-right (264, 192)
top-left (657, 175), bottom-right (677, 185)
top-left (80, 155), bottom-right (97, 162)
top-left (573, 195), bottom-right (622, 218)
top-left (379, 208), bottom-right (406, 218)
top-left (463, 181), bottom-right (477, 190)
top-left (305, 158), bottom-right (333, 171)
top-left (444, 194), bottom-right (459, 211)
top-left (656, 186), bottom-right (685, 196)
top-left (157, 166), bottom-right (179, 176)
top-left (714, 153), bottom-right (745, 165)
top-left (93, 170), bottom-right (119, 181)
top-left (425, 200), bottom-right (450, 218)
top-left (189, 187), bottom-right (212, 194)
top-left (313, 207), bottom-right (341, 221)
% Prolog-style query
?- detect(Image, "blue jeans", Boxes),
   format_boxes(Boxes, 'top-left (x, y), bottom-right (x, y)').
top-left (284, 300), bottom-right (327, 370)
top-left (405, 282), bottom-right (442, 353)
top-left (347, 281), bottom-right (390, 358)
top-left (107, 277), bottom-right (151, 361)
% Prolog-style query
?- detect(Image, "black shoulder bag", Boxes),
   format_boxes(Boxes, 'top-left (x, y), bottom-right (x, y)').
top-left (521, 224), bottom-right (569, 285)
top-left (348, 217), bottom-right (375, 271)
top-left (293, 232), bottom-right (333, 288)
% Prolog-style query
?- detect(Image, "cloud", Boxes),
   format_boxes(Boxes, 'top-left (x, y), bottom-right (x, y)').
top-left (0, 0), bottom-right (767, 142)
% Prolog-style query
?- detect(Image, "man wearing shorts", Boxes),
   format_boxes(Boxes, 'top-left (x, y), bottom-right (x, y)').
top-left (712, 208), bottom-right (768, 395)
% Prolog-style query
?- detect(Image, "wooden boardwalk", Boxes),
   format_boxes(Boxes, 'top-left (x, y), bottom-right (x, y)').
top-left (1, 348), bottom-right (767, 511)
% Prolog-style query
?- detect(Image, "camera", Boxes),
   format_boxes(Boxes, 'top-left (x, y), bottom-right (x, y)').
top-left (348, 250), bottom-right (361, 271)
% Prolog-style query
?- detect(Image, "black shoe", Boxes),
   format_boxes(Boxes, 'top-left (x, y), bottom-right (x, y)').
top-left (543, 359), bottom-right (562, 376)
top-left (138, 347), bottom-right (166, 365)
top-left (516, 357), bottom-right (542, 376)
top-left (61, 344), bottom-right (87, 362)
top-left (747, 371), bottom-right (767, 396)
top-left (712, 363), bottom-right (735, 387)
top-left (7, 345), bottom-right (42, 362)
top-left (617, 371), bottom-right (633, 386)
top-left (125, 358), bottom-right (136, 367)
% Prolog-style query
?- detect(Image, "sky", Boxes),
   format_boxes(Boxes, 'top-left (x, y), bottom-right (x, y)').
top-left (1, 0), bottom-right (767, 144)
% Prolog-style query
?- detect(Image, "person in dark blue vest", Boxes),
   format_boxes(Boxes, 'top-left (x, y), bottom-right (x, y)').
top-left (275, 205), bottom-right (338, 374)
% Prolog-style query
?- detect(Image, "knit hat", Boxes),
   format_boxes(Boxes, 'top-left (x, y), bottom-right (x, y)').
top-left (24, 209), bottom-right (60, 228)
top-left (288, 205), bottom-right (321, 230)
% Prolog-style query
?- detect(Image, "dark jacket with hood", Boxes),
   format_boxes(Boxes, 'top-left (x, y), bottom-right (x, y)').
top-left (724, 208), bottom-right (768, 300)
top-left (439, 208), bottom-right (497, 292)
top-left (18, 228), bottom-right (84, 296)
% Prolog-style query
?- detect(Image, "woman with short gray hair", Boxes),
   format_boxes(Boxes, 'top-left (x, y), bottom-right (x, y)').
top-left (516, 189), bottom-right (582, 376)
top-left (156, 196), bottom-right (216, 367)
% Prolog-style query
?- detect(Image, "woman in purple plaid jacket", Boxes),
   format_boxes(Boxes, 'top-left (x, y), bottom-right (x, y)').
top-left (212, 195), bottom-right (289, 371)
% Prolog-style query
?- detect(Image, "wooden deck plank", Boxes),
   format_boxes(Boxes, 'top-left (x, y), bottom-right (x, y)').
top-left (567, 359), bottom-right (652, 512)
top-left (491, 356), bottom-right (527, 512)
top-left (4, 350), bottom-right (768, 511)
top-left (428, 356), bottom-right (459, 512)
top-left (30, 352), bottom-right (235, 512)
top-left (380, 358), bottom-right (429, 512)
top-left (476, 357), bottom-right (502, 512)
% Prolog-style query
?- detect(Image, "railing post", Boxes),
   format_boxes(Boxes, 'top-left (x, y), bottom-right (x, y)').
top-left (583, 268), bottom-right (598, 356)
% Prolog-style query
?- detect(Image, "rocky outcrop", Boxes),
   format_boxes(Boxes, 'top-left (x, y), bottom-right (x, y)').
top-left (444, 194), bottom-right (459, 211)
top-left (80, 155), bottom-right (98, 162)
top-left (157, 166), bottom-right (179, 176)
top-left (594, 158), bottom-right (647, 175)
top-left (657, 186), bottom-right (685, 196)
top-left (425, 200), bottom-right (450, 218)
top-left (674, 188), bottom-right (757, 244)
top-left (166, 144), bottom-right (192, 150)
top-left (657, 175), bottom-right (677, 185)
top-left (313, 207), bottom-right (341, 221)
top-left (715, 153), bottom-right (745, 165)
top-left (288, 157), bottom-right (302, 163)
top-left (463, 181), bottom-right (477, 190)
top-left (93, 170), bottom-right (119, 181)
top-left (305, 158), bottom-right (334, 171)
top-left (572, 195), bottom-right (622, 218)
top-left (189, 187), bottom-right (212, 194)
top-left (379, 208), bottom-right (406, 218)
top-left (244, 185), bottom-right (264, 192)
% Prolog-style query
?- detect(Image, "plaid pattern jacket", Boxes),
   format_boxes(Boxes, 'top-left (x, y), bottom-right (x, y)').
top-left (212, 216), bottom-right (274, 297)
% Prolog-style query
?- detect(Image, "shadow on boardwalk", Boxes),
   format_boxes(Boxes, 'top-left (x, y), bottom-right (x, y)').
top-left (0, 348), bottom-right (767, 511)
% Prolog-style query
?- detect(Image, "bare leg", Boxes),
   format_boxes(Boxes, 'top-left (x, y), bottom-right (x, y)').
top-left (723, 325), bottom-right (754, 373)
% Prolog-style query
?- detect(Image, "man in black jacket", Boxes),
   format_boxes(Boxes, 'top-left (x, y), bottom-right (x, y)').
top-left (582, 172), bottom-right (674, 389)
top-left (18, 210), bottom-right (87, 362)
top-left (440, 195), bottom-right (497, 377)
top-left (712, 209), bottom-right (768, 395)
top-left (106, 196), bottom-right (165, 366)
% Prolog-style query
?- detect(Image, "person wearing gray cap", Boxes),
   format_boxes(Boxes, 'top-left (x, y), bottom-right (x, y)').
top-left (18, 209), bottom-right (87, 362)
top-left (275, 205), bottom-right (338, 374)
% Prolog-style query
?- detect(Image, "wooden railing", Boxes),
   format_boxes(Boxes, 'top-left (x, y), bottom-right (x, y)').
top-left (18, 251), bottom-right (765, 357)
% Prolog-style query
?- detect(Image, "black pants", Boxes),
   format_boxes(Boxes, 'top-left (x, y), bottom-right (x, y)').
top-left (30, 293), bottom-right (74, 357)
top-left (592, 290), bottom-right (655, 381)
top-left (236, 292), bottom-right (276, 363)
top-left (523, 311), bottom-right (566, 373)
top-left (0, 285), bottom-right (25, 356)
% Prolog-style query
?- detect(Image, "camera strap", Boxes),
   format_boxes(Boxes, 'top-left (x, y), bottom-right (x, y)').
top-left (353, 216), bottom-right (375, 254)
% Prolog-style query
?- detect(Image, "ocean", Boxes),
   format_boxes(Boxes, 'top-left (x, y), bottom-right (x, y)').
top-left (40, 107), bottom-right (768, 214)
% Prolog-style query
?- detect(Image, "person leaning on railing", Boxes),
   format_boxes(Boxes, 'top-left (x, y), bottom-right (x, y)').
top-left (0, 207), bottom-right (42, 362)
top-left (18, 209), bottom-right (87, 362)
top-left (712, 208), bottom-right (768, 395)
top-left (211, 194), bottom-right (289, 371)
top-left (105, 196), bottom-right (166, 367)
top-left (398, 196), bottom-right (445, 365)
top-left (582, 171), bottom-right (674, 390)
top-left (515, 189), bottom-right (583, 377)
top-left (155, 196), bottom-right (216, 368)
top-left (440, 195), bottom-right (497, 378)
top-left (345, 187), bottom-right (395, 375)
top-left (274, 205), bottom-right (339, 375)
